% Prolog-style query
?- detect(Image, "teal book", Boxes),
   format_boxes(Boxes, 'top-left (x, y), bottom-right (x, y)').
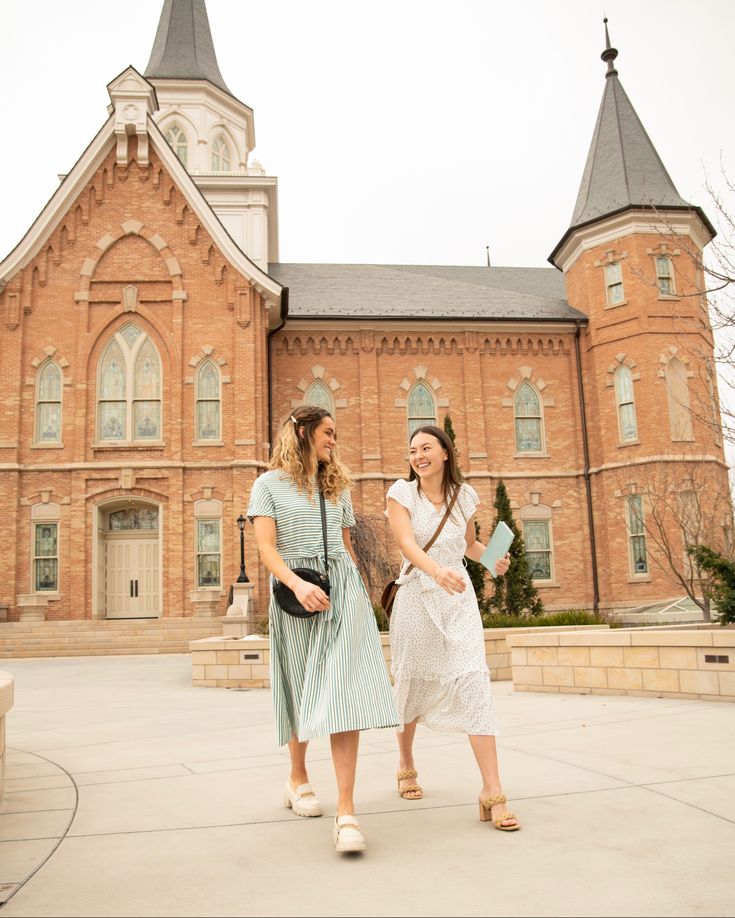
top-left (480, 521), bottom-right (514, 578)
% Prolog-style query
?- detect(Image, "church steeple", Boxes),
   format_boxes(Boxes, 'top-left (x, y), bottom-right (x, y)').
top-left (549, 20), bottom-right (712, 267)
top-left (145, 0), bottom-right (231, 95)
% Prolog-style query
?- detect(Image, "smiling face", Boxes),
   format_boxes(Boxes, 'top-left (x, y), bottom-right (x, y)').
top-left (310, 415), bottom-right (337, 464)
top-left (409, 431), bottom-right (448, 481)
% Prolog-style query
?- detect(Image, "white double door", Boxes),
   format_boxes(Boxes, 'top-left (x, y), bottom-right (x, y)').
top-left (105, 536), bottom-right (159, 618)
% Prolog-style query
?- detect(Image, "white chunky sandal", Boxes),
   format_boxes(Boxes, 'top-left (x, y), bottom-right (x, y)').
top-left (333, 815), bottom-right (366, 853)
top-left (283, 780), bottom-right (323, 817)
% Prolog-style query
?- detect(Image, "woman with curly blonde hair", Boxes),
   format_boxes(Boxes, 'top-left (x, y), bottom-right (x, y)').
top-left (247, 406), bottom-right (397, 854)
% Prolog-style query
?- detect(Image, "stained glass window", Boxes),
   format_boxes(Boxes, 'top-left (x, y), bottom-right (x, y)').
top-left (108, 508), bottom-right (159, 530)
top-left (515, 383), bottom-right (543, 452)
top-left (305, 380), bottom-right (333, 415)
top-left (197, 519), bottom-right (221, 587)
top-left (408, 382), bottom-right (436, 438)
top-left (628, 495), bottom-right (648, 574)
top-left (34, 522), bottom-right (58, 591)
top-left (211, 136), bottom-right (231, 172)
top-left (196, 360), bottom-right (220, 440)
top-left (523, 520), bottom-right (552, 580)
top-left (605, 262), bottom-right (624, 305)
top-left (97, 330), bottom-right (162, 443)
top-left (615, 366), bottom-right (638, 442)
top-left (165, 124), bottom-right (188, 167)
top-left (36, 362), bottom-right (62, 442)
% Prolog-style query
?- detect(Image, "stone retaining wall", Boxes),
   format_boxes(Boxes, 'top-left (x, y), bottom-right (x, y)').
top-left (507, 627), bottom-right (735, 701)
top-left (190, 624), bottom-right (610, 688)
top-left (0, 670), bottom-right (14, 801)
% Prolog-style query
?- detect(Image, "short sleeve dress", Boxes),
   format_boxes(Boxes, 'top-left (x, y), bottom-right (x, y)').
top-left (386, 479), bottom-right (499, 736)
top-left (248, 470), bottom-right (398, 747)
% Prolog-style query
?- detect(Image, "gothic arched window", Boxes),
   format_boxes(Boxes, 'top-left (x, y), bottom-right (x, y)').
top-left (305, 380), bottom-right (334, 415)
top-left (614, 365), bottom-right (638, 443)
top-left (35, 361), bottom-right (62, 443)
top-left (665, 356), bottom-right (693, 441)
top-left (211, 136), bottom-right (231, 172)
top-left (97, 325), bottom-right (162, 443)
top-left (407, 382), bottom-right (436, 438)
top-left (165, 123), bottom-right (188, 167)
top-left (514, 382), bottom-right (544, 452)
top-left (195, 359), bottom-right (221, 441)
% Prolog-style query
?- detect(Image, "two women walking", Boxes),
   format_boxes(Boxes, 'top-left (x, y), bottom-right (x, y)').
top-left (247, 407), bottom-right (519, 854)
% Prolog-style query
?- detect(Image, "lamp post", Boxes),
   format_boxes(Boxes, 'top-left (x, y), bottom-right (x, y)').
top-left (236, 514), bottom-right (249, 582)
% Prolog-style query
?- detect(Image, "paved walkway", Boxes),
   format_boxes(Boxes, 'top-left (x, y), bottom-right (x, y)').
top-left (1, 654), bottom-right (733, 918)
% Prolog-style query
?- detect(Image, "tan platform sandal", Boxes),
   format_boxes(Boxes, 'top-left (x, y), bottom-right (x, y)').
top-left (479, 792), bottom-right (520, 831)
top-left (397, 768), bottom-right (423, 800)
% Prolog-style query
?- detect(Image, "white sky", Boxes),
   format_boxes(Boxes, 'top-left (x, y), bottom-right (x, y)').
top-left (2, 0), bottom-right (734, 269)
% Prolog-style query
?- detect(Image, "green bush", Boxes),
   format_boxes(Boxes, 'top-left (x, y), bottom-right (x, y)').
top-left (373, 603), bottom-right (390, 632)
top-left (481, 609), bottom-right (610, 629)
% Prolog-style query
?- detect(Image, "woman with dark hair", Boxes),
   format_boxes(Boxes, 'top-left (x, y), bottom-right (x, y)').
top-left (248, 406), bottom-right (397, 853)
top-left (386, 425), bottom-right (520, 831)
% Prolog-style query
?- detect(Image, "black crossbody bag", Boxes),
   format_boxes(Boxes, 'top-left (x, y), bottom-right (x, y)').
top-left (273, 491), bottom-right (331, 618)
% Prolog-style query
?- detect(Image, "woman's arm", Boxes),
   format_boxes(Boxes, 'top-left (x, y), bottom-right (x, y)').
top-left (252, 516), bottom-right (329, 612)
top-left (342, 527), bottom-right (358, 565)
top-left (387, 499), bottom-right (466, 594)
top-left (464, 517), bottom-right (510, 576)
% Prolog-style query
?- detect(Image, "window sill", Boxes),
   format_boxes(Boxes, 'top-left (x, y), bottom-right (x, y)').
top-left (32, 591), bottom-right (60, 600)
top-left (193, 441), bottom-right (225, 447)
top-left (533, 581), bottom-right (560, 589)
top-left (628, 575), bottom-right (652, 583)
top-left (604, 300), bottom-right (628, 310)
top-left (195, 586), bottom-right (223, 593)
top-left (617, 439), bottom-right (640, 448)
top-left (514, 452), bottom-right (550, 459)
top-left (31, 442), bottom-right (64, 449)
top-left (657, 294), bottom-right (679, 301)
top-left (92, 442), bottom-right (165, 449)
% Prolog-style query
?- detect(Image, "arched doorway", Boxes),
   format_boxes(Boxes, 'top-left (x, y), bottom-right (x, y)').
top-left (94, 499), bottom-right (162, 619)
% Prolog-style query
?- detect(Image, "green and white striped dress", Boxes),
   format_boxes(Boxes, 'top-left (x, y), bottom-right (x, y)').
top-left (247, 470), bottom-right (398, 747)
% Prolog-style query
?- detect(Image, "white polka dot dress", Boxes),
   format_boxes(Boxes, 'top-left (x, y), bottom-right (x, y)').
top-left (387, 479), bottom-right (500, 736)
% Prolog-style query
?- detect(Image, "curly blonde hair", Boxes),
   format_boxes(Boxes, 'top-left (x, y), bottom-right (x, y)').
top-left (270, 405), bottom-right (353, 501)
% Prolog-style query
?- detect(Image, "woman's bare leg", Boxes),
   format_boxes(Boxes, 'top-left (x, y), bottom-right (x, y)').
top-left (397, 718), bottom-right (422, 798)
top-left (468, 734), bottom-right (518, 828)
top-left (288, 734), bottom-right (309, 787)
top-left (330, 730), bottom-right (360, 816)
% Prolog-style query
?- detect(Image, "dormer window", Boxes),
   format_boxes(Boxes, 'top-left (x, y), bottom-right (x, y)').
top-left (656, 256), bottom-right (675, 296)
top-left (165, 124), bottom-right (188, 167)
top-left (604, 262), bottom-right (624, 305)
top-left (211, 136), bottom-right (231, 172)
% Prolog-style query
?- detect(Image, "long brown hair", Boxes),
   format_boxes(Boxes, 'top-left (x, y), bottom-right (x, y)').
top-left (408, 425), bottom-right (464, 502)
top-left (270, 405), bottom-right (353, 501)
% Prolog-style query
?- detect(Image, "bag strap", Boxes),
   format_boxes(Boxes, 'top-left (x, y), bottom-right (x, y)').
top-left (404, 484), bottom-right (461, 577)
top-left (318, 491), bottom-right (329, 576)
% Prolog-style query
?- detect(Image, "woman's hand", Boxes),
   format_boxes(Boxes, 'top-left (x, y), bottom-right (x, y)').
top-left (494, 553), bottom-right (511, 577)
top-left (433, 566), bottom-right (466, 595)
top-left (292, 577), bottom-right (330, 612)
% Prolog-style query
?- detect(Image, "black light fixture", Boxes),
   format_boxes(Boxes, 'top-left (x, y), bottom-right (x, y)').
top-left (236, 514), bottom-right (249, 582)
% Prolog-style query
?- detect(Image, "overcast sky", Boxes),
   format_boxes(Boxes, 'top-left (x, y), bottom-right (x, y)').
top-left (2, 0), bottom-right (734, 269)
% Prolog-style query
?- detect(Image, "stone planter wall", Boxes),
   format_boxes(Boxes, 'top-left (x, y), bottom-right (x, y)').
top-left (507, 627), bottom-right (735, 701)
top-left (190, 624), bottom-right (610, 688)
top-left (0, 670), bottom-right (14, 802)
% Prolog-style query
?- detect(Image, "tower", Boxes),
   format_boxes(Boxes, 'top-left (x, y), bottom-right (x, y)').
top-left (144, 0), bottom-right (279, 269)
top-left (550, 21), bottom-right (727, 610)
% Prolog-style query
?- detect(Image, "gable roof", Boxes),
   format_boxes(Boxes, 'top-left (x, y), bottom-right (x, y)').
top-left (145, 0), bottom-right (231, 95)
top-left (269, 263), bottom-right (585, 322)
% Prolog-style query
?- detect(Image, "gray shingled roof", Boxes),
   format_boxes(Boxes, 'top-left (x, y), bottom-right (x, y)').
top-left (145, 0), bottom-right (231, 95)
top-left (269, 263), bottom-right (586, 322)
top-left (570, 71), bottom-right (690, 229)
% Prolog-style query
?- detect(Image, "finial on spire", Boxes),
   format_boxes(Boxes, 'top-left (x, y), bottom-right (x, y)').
top-left (601, 17), bottom-right (619, 78)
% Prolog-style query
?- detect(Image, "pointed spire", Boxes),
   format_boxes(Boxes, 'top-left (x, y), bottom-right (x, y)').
top-left (145, 0), bottom-right (231, 95)
top-left (549, 19), bottom-right (709, 265)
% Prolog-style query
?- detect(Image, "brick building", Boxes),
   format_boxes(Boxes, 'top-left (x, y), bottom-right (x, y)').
top-left (0, 2), bottom-right (730, 624)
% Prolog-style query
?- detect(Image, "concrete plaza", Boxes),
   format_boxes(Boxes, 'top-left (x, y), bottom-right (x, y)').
top-left (1, 653), bottom-right (733, 918)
